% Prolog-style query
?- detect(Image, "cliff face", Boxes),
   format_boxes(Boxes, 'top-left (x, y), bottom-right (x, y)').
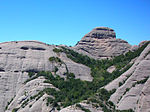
top-left (0, 41), bottom-right (92, 112)
top-left (59, 42), bottom-right (150, 112)
top-left (74, 27), bottom-right (131, 59)
top-left (0, 27), bottom-right (149, 112)
top-left (105, 43), bottom-right (150, 111)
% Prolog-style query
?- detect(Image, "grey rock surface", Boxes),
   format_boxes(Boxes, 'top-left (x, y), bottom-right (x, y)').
top-left (60, 102), bottom-right (103, 112)
top-left (0, 41), bottom-right (92, 112)
top-left (0, 32), bottom-right (149, 112)
top-left (107, 65), bottom-right (116, 73)
top-left (105, 43), bottom-right (150, 111)
top-left (81, 27), bottom-right (116, 39)
top-left (137, 78), bottom-right (150, 112)
top-left (6, 76), bottom-right (57, 112)
top-left (74, 27), bottom-right (131, 59)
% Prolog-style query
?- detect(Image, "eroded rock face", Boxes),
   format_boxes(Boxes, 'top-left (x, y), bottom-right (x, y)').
top-left (6, 76), bottom-right (57, 112)
top-left (137, 78), bottom-right (150, 112)
top-left (82, 27), bottom-right (116, 39)
top-left (60, 102), bottom-right (103, 112)
top-left (74, 27), bottom-right (131, 59)
top-left (0, 41), bottom-right (92, 112)
top-left (105, 43), bottom-right (150, 112)
top-left (0, 32), bottom-right (149, 112)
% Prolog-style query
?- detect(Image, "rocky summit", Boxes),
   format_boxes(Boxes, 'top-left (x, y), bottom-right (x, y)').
top-left (81, 27), bottom-right (116, 39)
top-left (0, 27), bottom-right (150, 112)
top-left (74, 27), bottom-right (131, 59)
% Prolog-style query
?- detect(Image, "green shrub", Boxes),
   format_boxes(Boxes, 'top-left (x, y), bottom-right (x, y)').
top-left (136, 77), bottom-right (149, 84)
top-left (67, 73), bottom-right (75, 79)
top-left (53, 48), bottom-right (63, 53)
top-left (28, 72), bottom-right (35, 78)
top-left (54, 66), bottom-right (58, 73)
top-left (29, 104), bottom-right (32, 108)
top-left (49, 57), bottom-right (62, 63)
top-left (126, 88), bottom-right (130, 92)
top-left (12, 108), bottom-right (19, 112)
top-left (23, 42), bottom-right (150, 111)
top-left (119, 82), bottom-right (123, 87)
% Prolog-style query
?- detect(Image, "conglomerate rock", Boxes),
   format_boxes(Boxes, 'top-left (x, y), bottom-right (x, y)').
top-left (74, 27), bottom-right (131, 59)
top-left (0, 27), bottom-right (149, 112)
top-left (105, 43), bottom-right (150, 112)
top-left (0, 41), bottom-right (92, 112)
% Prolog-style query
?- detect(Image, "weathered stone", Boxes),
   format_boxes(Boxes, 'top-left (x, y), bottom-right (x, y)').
top-left (107, 65), bottom-right (116, 73)
top-left (0, 31), bottom-right (149, 112)
top-left (137, 78), bottom-right (150, 112)
top-left (60, 102), bottom-right (103, 112)
top-left (74, 27), bottom-right (131, 59)
top-left (83, 27), bottom-right (116, 39)
top-left (0, 41), bottom-right (92, 112)
top-left (6, 77), bottom-right (56, 112)
top-left (105, 43), bottom-right (150, 111)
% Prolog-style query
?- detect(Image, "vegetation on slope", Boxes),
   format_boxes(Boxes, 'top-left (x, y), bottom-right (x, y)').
top-left (21, 42), bottom-right (149, 112)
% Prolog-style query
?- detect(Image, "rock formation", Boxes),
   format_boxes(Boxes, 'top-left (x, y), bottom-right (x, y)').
top-left (0, 27), bottom-right (149, 112)
top-left (105, 43), bottom-right (150, 111)
top-left (0, 41), bottom-right (92, 112)
top-left (74, 27), bottom-right (131, 59)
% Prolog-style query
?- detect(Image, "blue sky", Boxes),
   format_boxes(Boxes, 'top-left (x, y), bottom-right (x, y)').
top-left (0, 0), bottom-right (150, 46)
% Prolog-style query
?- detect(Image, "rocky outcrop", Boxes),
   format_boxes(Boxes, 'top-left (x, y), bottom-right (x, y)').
top-left (60, 102), bottom-right (103, 112)
top-left (6, 76), bottom-right (57, 112)
top-left (105, 43), bottom-right (150, 112)
top-left (107, 65), bottom-right (116, 73)
top-left (0, 41), bottom-right (92, 112)
top-left (81, 27), bottom-right (116, 39)
top-left (137, 78), bottom-right (150, 112)
top-left (74, 27), bottom-right (131, 59)
top-left (0, 28), bottom-right (149, 112)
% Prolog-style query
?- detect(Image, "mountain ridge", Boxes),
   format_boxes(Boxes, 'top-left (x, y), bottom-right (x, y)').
top-left (0, 27), bottom-right (150, 112)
